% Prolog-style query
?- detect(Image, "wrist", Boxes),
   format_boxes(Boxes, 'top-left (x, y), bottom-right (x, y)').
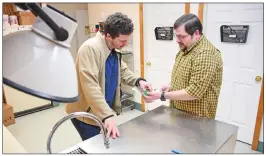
top-left (102, 115), bottom-right (114, 123)
top-left (139, 80), bottom-right (145, 83)
top-left (160, 91), bottom-right (166, 101)
top-left (168, 85), bottom-right (171, 91)
top-left (164, 92), bottom-right (169, 100)
top-left (135, 78), bottom-right (146, 87)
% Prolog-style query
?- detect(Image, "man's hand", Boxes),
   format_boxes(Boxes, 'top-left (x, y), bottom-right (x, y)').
top-left (139, 80), bottom-right (153, 103)
top-left (144, 91), bottom-right (161, 103)
top-left (139, 80), bottom-right (153, 92)
top-left (104, 117), bottom-right (120, 139)
top-left (160, 84), bottom-right (171, 92)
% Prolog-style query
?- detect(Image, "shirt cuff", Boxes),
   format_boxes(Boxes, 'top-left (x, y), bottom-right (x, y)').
top-left (184, 85), bottom-right (202, 99)
top-left (102, 115), bottom-right (114, 123)
top-left (135, 78), bottom-right (146, 87)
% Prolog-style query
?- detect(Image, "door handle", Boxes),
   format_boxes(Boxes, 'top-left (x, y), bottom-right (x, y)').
top-left (146, 61), bottom-right (151, 66)
top-left (255, 76), bottom-right (262, 82)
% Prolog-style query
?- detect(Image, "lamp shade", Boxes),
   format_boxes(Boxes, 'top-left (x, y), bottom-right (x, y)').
top-left (3, 30), bottom-right (79, 103)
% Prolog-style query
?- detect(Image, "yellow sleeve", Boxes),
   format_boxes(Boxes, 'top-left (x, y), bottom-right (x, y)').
top-left (185, 51), bottom-right (219, 99)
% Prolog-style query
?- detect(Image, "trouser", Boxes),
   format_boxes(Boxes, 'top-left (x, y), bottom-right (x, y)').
top-left (71, 118), bottom-right (101, 141)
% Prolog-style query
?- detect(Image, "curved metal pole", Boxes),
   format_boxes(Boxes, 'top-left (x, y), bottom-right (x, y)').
top-left (47, 112), bottom-right (110, 154)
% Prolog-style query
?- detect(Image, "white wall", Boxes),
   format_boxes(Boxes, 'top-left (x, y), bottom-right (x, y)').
top-left (189, 3), bottom-right (209, 35)
top-left (46, 3), bottom-right (88, 11)
top-left (3, 85), bottom-right (50, 113)
top-left (190, 3), bottom-right (199, 15)
top-left (87, 3), bottom-right (142, 103)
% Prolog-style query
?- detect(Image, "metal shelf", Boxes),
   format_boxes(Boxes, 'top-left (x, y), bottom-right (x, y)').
top-left (121, 92), bottom-right (134, 102)
top-left (119, 93), bottom-right (135, 114)
top-left (121, 52), bottom-right (133, 55)
top-left (122, 100), bottom-right (135, 110)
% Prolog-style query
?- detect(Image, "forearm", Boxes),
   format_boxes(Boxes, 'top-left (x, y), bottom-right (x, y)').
top-left (135, 77), bottom-right (146, 87)
top-left (120, 61), bottom-right (139, 86)
top-left (121, 72), bottom-right (139, 87)
top-left (164, 89), bottom-right (197, 101)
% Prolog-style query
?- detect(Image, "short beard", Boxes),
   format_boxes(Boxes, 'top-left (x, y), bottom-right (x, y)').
top-left (106, 38), bottom-right (115, 50)
top-left (181, 46), bottom-right (187, 51)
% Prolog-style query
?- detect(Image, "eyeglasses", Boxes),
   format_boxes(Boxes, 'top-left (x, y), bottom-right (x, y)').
top-left (173, 34), bottom-right (190, 40)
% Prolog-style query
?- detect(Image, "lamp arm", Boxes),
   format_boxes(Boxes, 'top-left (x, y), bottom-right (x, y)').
top-left (14, 3), bottom-right (69, 41)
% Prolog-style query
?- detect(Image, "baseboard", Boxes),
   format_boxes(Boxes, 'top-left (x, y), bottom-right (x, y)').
top-left (14, 103), bottom-right (53, 118)
top-left (52, 101), bottom-right (60, 107)
top-left (257, 141), bottom-right (264, 153)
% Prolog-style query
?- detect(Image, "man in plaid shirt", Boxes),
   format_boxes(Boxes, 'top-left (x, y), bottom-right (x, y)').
top-left (146, 14), bottom-right (223, 119)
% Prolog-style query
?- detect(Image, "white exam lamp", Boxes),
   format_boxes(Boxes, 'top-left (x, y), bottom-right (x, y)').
top-left (3, 4), bottom-right (79, 103)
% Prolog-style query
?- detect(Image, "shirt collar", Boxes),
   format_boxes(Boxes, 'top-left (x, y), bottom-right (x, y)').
top-left (96, 31), bottom-right (112, 52)
top-left (182, 34), bottom-right (206, 55)
top-left (96, 32), bottom-right (121, 54)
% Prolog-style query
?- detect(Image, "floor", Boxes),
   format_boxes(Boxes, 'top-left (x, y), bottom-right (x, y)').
top-left (5, 104), bottom-right (262, 154)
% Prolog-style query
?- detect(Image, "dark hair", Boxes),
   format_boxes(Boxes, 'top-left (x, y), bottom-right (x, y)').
top-left (104, 12), bottom-right (134, 38)
top-left (173, 14), bottom-right (203, 35)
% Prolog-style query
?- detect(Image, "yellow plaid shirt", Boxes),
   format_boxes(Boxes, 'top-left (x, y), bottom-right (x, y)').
top-left (170, 35), bottom-right (223, 119)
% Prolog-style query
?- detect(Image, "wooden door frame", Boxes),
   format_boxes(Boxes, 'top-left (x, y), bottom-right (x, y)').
top-left (201, 3), bottom-right (264, 149)
top-left (198, 3), bottom-right (204, 23)
top-left (252, 79), bottom-right (264, 150)
top-left (139, 3), bottom-right (145, 112)
top-left (185, 3), bottom-right (190, 14)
